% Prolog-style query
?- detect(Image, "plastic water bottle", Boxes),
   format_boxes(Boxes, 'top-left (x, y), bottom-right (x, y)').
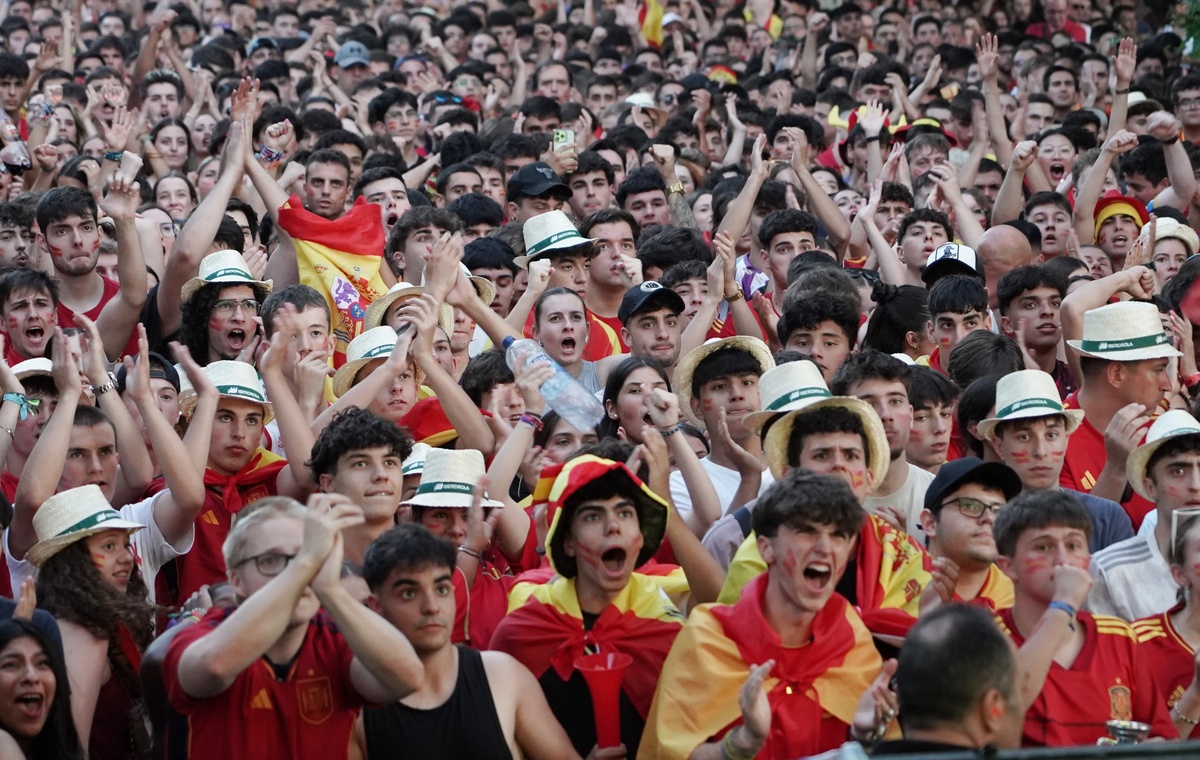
top-left (503, 337), bottom-right (605, 432)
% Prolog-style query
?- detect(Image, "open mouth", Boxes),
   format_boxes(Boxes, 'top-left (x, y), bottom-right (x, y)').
top-left (14, 694), bottom-right (43, 717)
top-left (24, 325), bottom-right (43, 341)
top-left (1112, 235), bottom-right (1129, 248)
top-left (803, 562), bottom-right (832, 589)
top-left (226, 329), bottom-right (247, 349)
top-left (385, 213), bottom-right (399, 228)
top-left (601, 547), bottom-right (627, 573)
top-left (560, 337), bottom-right (576, 353)
top-left (1049, 163), bottom-right (1065, 181)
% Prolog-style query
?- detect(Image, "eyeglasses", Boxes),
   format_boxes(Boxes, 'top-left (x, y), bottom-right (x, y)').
top-left (212, 299), bottom-right (260, 316)
top-left (159, 222), bottom-right (179, 236)
top-left (233, 551), bottom-right (296, 577)
top-left (1177, 98), bottom-right (1200, 110)
top-left (942, 496), bottom-right (1006, 519)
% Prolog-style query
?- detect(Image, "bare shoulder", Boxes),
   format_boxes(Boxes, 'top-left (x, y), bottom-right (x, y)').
top-left (0, 729), bottom-right (25, 759)
top-left (479, 650), bottom-right (535, 682)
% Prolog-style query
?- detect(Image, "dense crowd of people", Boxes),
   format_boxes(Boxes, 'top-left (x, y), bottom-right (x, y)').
top-left (0, 0), bottom-right (1194, 757)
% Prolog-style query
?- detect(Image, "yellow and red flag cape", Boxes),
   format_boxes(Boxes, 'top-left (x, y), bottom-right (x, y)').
top-left (490, 573), bottom-right (685, 718)
top-left (639, 0), bottom-right (664, 48)
top-left (277, 195), bottom-right (389, 368)
top-left (639, 574), bottom-right (883, 759)
top-left (718, 514), bottom-right (930, 640)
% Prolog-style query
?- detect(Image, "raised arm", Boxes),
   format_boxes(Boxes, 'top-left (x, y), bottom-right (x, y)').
top-left (649, 144), bottom-right (697, 230)
top-left (259, 331), bottom-right (317, 497)
top-left (715, 134), bottom-right (768, 242)
top-left (977, 33), bottom-right (1014, 167)
top-left (1010, 564), bottom-right (1092, 712)
top-left (1061, 266), bottom-right (1155, 380)
top-left (1145, 112), bottom-right (1196, 212)
top-left (788, 128), bottom-right (851, 256)
top-left (171, 342), bottom-right (219, 480)
top-left (1073, 130), bottom-right (1138, 245)
top-left (94, 175), bottom-right (147, 361)
top-left (992, 140), bottom-right (1038, 226)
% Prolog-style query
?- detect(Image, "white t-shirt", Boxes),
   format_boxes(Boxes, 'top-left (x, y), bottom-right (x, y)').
top-left (5, 490), bottom-right (194, 604)
top-left (669, 458), bottom-right (775, 532)
top-left (863, 463), bottom-right (935, 541)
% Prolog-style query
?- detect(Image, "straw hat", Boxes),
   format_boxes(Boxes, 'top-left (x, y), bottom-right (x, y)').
top-left (402, 449), bottom-right (503, 508)
top-left (179, 361), bottom-right (274, 424)
top-left (1127, 410), bottom-right (1200, 500)
top-left (759, 392), bottom-right (890, 484)
top-left (977, 369), bottom-right (1084, 441)
top-left (26, 484), bottom-right (145, 566)
top-left (744, 361), bottom-right (835, 433)
top-left (537, 454), bottom-right (668, 578)
top-left (1065, 301), bottom-right (1180, 361)
top-left (180, 250), bottom-right (273, 303)
top-left (402, 442), bottom-right (432, 477)
top-left (364, 281), bottom-right (454, 335)
top-left (623, 93), bottom-right (668, 127)
top-left (1138, 217), bottom-right (1199, 258)
top-left (515, 210), bottom-right (597, 268)
top-left (332, 326), bottom-right (404, 398)
top-left (458, 263), bottom-right (497, 308)
top-left (12, 357), bottom-right (52, 382)
top-left (673, 337), bottom-right (775, 427)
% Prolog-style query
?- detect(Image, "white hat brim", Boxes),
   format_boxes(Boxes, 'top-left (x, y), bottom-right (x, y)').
top-left (1065, 339), bottom-right (1181, 362)
top-left (27, 520), bottom-right (144, 566)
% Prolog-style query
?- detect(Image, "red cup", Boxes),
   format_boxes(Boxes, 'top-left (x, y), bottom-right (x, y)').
top-left (574, 651), bottom-right (633, 748)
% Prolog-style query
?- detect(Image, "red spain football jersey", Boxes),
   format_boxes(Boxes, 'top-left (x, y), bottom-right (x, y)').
top-left (1060, 393), bottom-right (1154, 529)
top-left (1132, 604), bottom-right (1195, 710)
top-left (164, 608), bottom-right (366, 760)
top-left (996, 608), bottom-right (1177, 746)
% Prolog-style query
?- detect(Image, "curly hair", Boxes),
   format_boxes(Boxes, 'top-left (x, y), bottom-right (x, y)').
top-left (36, 540), bottom-right (155, 650)
top-left (307, 407), bottom-right (413, 480)
top-left (178, 280), bottom-right (271, 362)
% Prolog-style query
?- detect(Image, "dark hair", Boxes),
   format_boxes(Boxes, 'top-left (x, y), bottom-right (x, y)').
top-left (636, 226), bottom-right (710, 275)
top-left (908, 365), bottom-right (960, 411)
top-left (225, 198), bottom-right (259, 244)
top-left (777, 293), bottom-right (859, 351)
top-left (599, 356), bottom-right (671, 440)
top-left (363, 522), bottom-right (457, 590)
top-left (578, 208), bottom-right (639, 240)
top-left (308, 407), bottom-right (413, 480)
top-left (367, 88), bottom-right (419, 126)
top-left (489, 133), bottom-right (542, 162)
top-left (435, 162), bottom-right (481, 198)
top-left (140, 68), bottom-right (184, 100)
top-left (354, 166), bottom-right (406, 198)
top-left (1145, 435), bottom-right (1200, 484)
top-left (996, 265), bottom-right (1066, 317)
top-left (1023, 190), bottom-right (1072, 220)
top-left (616, 167), bottom-right (667, 209)
top-left (896, 604), bottom-right (1017, 733)
top-left (1121, 141), bottom-right (1168, 187)
top-left (305, 147), bottom-right (351, 176)
top-left (659, 260), bottom-right (708, 290)
top-left (957, 375), bottom-right (999, 458)
top-left (313, 129), bottom-right (368, 160)
top-left (0, 266), bottom-right (58, 309)
top-left (947, 331), bottom-right (1024, 389)
top-left (757, 208), bottom-right (818, 250)
top-left (387, 207), bottom-right (462, 258)
top-left (460, 349), bottom-right (514, 406)
top-left (0, 52), bottom-right (30, 82)
top-left (0, 619), bottom-right (81, 760)
top-left (830, 349), bottom-right (909, 396)
top-left (994, 489), bottom-right (1093, 557)
top-left (928, 274), bottom-right (988, 318)
top-left (213, 215), bottom-right (244, 253)
top-left (568, 150), bottom-right (616, 187)
top-left (862, 283), bottom-right (929, 355)
top-left (533, 286), bottom-right (586, 325)
top-left (35, 186), bottom-right (97, 231)
top-left (753, 469), bottom-right (864, 539)
top-left (178, 280), bottom-right (270, 361)
top-left (691, 346), bottom-right (767, 399)
top-left (447, 192), bottom-right (503, 228)
top-left (463, 237), bottom-right (518, 274)
top-left (782, 404), bottom-right (871, 472)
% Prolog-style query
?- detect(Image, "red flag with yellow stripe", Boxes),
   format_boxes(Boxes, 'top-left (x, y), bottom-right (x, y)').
top-left (638, 573), bottom-right (884, 759)
top-left (276, 196), bottom-right (389, 367)
top-left (639, 0), bottom-right (664, 48)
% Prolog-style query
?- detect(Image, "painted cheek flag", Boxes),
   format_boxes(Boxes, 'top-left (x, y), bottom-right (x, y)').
top-left (277, 195), bottom-right (389, 368)
top-left (490, 573), bottom-right (685, 718)
top-left (717, 514), bottom-right (930, 641)
top-left (638, 574), bottom-right (884, 760)
top-left (640, 0), bottom-right (664, 48)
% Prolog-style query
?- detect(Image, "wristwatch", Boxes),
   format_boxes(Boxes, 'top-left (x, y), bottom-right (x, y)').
top-left (91, 372), bottom-right (118, 397)
top-left (666, 181), bottom-right (686, 195)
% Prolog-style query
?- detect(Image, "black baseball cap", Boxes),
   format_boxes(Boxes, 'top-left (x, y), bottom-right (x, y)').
top-left (923, 457), bottom-right (1022, 515)
top-left (618, 281), bottom-right (686, 325)
top-left (115, 352), bottom-right (182, 395)
top-left (506, 162), bottom-right (570, 203)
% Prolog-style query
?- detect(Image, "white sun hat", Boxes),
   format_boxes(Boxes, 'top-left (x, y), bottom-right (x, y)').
top-left (27, 484), bottom-right (145, 566)
top-left (744, 360), bottom-right (836, 433)
top-left (402, 448), bottom-right (503, 508)
top-left (977, 369), bottom-right (1084, 441)
top-left (12, 357), bottom-right (52, 382)
top-left (515, 210), bottom-right (597, 268)
top-left (1127, 410), bottom-right (1200, 500)
top-left (180, 249), bottom-right (273, 303)
top-left (672, 336), bottom-right (775, 427)
top-left (402, 442), bottom-right (433, 477)
top-left (1065, 301), bottom-right (1181, 361)
top-left (364, 281), bottom-right (455, 335)
top-left (1138, 217), bottom-right (1199, 258)
top-left (332, 326), bottom-right (404, 399)
top-left (179, 360), bottom-right (273, 424)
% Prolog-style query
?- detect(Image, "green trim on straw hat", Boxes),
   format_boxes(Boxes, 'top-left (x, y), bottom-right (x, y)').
top-left (214, 383), bottom-right (267, 404)
top-left (764, 386), bottom-right (831, 411)
top-left (202, 267), bottom-right (253, 282)
top-left (413, 480), bottom-right (475, 497)
top-left (48, 509), bottom-right (133, 539)
top-left (1077, 332), bottom-right (1169, 353)
top-left (525, 228), bottom-right (588, 257)
top-left (994, 397), bottom-right (1065, 418)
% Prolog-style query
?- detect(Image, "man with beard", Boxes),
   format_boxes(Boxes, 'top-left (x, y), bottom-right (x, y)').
top-left (177, 250), bottom-right (273, 365)
top-left (356, 523), bottom-right (596, 759)
top-left (641, 470), bottom-right (884, 759)
top-left (918, 457), bottom-right (1022, 609)
top-left (35, 181), bottom-right (147, 361)
top-left (0, 268), bottom-right (56, 365)
top-left (833, 350), bottom-right (935, 540)
top-left (668, 337), bottom-right (775, 533)
top-left (490, 455), bottom-right (686, 757)
top-left (1061, 270), bottom-right (1177, 528)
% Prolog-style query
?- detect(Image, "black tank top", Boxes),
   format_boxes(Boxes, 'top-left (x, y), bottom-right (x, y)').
top-left (363, 646), bottom-right (513, 760)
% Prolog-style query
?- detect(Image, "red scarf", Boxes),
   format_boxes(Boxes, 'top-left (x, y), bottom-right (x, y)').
top-left (490, 574), bottom-right (684, 717)
top-left (202, 451), bottom-right (288, 514)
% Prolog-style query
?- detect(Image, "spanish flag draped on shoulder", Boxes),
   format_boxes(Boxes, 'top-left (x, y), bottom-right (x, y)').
top-left (277, 195), bottom-right (389, 368)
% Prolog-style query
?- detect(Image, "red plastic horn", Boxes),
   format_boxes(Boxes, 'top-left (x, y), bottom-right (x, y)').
top-left (574, 651), bottom-right (632, 748)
